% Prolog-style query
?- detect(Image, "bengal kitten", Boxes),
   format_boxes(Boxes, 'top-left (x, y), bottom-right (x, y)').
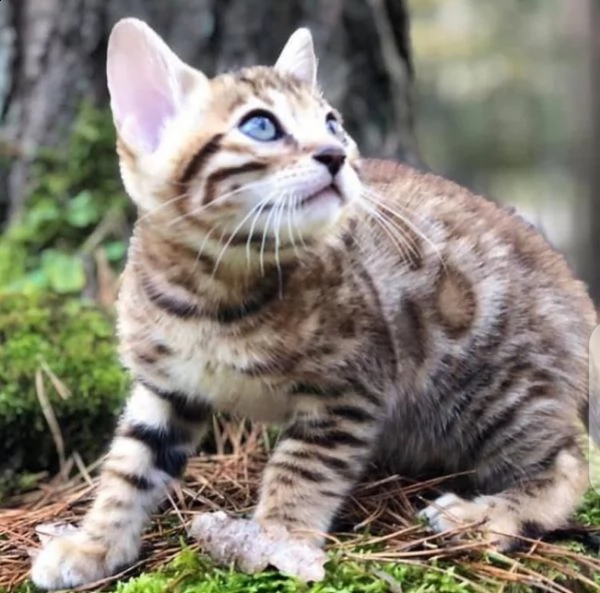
top-left (31, 18), bottom-right (597, 589)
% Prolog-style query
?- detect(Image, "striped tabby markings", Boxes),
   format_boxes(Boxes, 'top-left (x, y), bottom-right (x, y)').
top-left (119, 422), bottom-right (191, 479)
top-left (138, 379), bottom-right (211, 423)
top-left (134, 342), bottom-right (173, 366)
top-left (203, 162), bottom-right (268, 205)
top-left (290, 379), bottom-right (382, 407)
top-left (434, 265), bottom-right (477, 338)
top-left (139, 262), bottom-right (294, 323)
top-left (285, 448), bottom-right (356, 480)
top-left (178, 134), bottom-right (224, 186)
top-left (103, 467), bottom-right (153, 491)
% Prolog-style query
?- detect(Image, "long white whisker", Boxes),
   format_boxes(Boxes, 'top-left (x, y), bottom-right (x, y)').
top-left (137, 191), bottom-right (189, 225)
top-left (361, 188), bottom-right (447, 271)
top-left (246, 198), bottom-right (272, 270)
top-left (274, 198), bottom-right (285, 298)
top-left (184, 224), bottom-right (221, 283)
top-left (293, 195), bottom-right (308, 250)
top-left (361, 185), bottom-right (437, 230)
top-left (210, 195), bottom-right (274, 280)
top-left (359, 192), bottom-right (423, 260)
top-left (357, 196), bottom-right (421, 262)
top-left (286, 192), bottom-right (301, 260)
top-left (165, 179), bottom-right (272, 228)
top-left (356, 200), bottom-right (413, 263)
top-left (260, 202), bottom-right (277, 277)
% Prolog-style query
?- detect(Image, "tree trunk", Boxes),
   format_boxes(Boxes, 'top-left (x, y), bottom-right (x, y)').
top-left (0, 0), bottom-right (421, 226)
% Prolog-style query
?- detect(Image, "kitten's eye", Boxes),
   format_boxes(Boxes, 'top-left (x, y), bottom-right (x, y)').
top-left (326, 114), bottom-right (344, 138)
top-left (239, 110), bottom-right (283, 142)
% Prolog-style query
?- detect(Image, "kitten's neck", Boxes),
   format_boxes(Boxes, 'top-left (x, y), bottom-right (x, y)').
top-left (131, 218), bottom-right (301, 299)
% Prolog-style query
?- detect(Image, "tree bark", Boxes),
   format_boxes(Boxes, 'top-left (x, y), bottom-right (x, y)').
top-left (0, 0), bottom-right (421, 225)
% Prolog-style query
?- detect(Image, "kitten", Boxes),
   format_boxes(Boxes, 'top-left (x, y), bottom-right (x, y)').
top-left (31, 18), bottom-right (597, 589)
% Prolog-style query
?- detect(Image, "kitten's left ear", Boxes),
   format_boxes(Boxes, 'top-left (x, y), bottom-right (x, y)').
top-left (274, 28), bottom-right (318, 87)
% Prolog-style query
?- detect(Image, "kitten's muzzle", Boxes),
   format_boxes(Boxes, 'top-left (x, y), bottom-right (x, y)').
top-left (297, 183), bottom-right (344, 209)
top-left (313, 146), bottom-right (346, 177)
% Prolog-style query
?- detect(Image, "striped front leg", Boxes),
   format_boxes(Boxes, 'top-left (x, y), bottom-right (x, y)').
top-left (31, 381), bottom-right (211, 590)
top-left (254, 386), bottom-right (381, 543)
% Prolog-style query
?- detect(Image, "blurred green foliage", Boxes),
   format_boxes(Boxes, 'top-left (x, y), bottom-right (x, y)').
top-left (0, 292), bottom-right (128, 499)
top-left (0, 102), bottom-right (131, 295)
top-left (410, 0), bottom-right (582, 262)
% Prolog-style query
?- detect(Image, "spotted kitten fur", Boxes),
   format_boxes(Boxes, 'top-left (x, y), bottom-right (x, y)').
top-left (32, 18), bottom-right (597, 589)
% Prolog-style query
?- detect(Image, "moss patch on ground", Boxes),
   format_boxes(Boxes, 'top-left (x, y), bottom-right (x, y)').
top-left (110, 549), bottom-right (478, 593)
top-left (0, 292), bottom-right (127, 498)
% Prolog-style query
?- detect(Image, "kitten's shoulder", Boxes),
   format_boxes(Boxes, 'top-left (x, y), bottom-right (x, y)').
top-left (359, 158), bottom-right (594, 317)
top-left (360, 157), bottom-right (537, 231)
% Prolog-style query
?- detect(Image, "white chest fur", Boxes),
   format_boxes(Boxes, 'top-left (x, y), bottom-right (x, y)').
top-left (123, 313), bottom-right (293, 424)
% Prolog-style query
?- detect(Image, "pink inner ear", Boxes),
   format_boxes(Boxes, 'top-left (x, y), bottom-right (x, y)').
top-left (107, 23), bottom-right (178, 153)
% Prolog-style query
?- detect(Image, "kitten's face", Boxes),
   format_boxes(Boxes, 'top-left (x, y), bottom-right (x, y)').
top-left (107, 21), bottom-right (361, 255)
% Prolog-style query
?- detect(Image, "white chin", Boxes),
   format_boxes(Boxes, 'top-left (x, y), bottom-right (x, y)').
top-left (296, 189), bottom-right (344, 234)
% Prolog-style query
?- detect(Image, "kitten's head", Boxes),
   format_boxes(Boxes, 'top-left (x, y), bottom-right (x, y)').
top-left (107, 18), bottom-right (361, 259)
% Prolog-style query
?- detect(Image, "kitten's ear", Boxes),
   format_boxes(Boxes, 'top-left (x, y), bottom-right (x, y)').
top-left (274, 28), bottom-right (317, 87)
top-left (107, 18), bottom-right (207, 154)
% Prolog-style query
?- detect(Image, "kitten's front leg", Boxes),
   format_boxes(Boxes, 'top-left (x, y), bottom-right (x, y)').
top-left (31, 382), bottom-right (211, 590)
top-left (255, 391), bottom-right (381, 542)
top-left (191, 390), bottom-right (380, 581)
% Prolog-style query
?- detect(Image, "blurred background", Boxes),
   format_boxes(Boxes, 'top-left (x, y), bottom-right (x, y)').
top-left (0, 0), bottom-right (597, 299)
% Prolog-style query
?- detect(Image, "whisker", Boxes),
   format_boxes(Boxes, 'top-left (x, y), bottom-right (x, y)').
top-left (357, 196), bottom-right (421, 262)
top-left (293, 195), bottom-right (308, 250)
top-left (137, 191), bottom-right (189, 225)
top-left (260, 201), bottom-right (277, 276)
top-left (360, 185), bottom-right (437, 228)
top-left (359, 191), bottom-right (423, 260)
top-left (246, 198), bottom-right (272, 270)
top-left (165, 179), bottom-right (271, 228)
top-left (361, 188), bottom-right (447, 271)
top-left (356, 200), bottom-right (414, 263)
top-left (210, 195), bottom-right (274, 279)
top-left (286, 192), bottom-right (301, 260)
top-left (186, 223), bottom-right (220, 282)
top-left (274, 198), bottom-right (286, 298)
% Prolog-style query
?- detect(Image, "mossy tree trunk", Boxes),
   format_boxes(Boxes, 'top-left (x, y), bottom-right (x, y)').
top-left (0, 0), bottom-right (421, 226)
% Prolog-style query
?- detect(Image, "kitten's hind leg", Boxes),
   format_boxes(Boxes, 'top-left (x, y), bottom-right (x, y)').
top-left (31, 382), bottom-right (211, 590)
top-left (419, 446), bottom-right (589, 550)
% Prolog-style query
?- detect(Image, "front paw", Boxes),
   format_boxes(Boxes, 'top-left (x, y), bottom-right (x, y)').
top-left (190, 511), bottom-right (327, 582)
top-left (31, 528), bottom-right (140, 590)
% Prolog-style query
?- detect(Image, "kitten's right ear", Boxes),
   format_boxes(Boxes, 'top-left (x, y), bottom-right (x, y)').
top-left (107, 18), bottom-right (207, 155)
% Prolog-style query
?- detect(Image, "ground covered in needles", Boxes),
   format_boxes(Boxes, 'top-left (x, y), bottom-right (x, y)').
top-left (2, 420), bottom-right (600, 593)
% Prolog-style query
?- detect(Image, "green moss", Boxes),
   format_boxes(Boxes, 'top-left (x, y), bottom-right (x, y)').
top-left (0, 292), bottom-right (128, 497)
top-left (577, 488), bottom-right (600, 526)
top-left (112, 549), bottom-right (475, 593)
top-left (0, 102), bottom-right (131, 294)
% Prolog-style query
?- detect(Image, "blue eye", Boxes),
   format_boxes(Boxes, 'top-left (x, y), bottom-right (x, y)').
top-left (326, 115), bottom-right (344, 138)
top-left (239, 111), bottom-right (283, 142)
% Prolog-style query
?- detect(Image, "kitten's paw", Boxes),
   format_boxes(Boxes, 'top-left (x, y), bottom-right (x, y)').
top-left (419, 492), bottom-right (519, 551)
top-left (190, 511), bottom-right (326, 582)
top-left (31, 528), bottom-right (139, 590)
